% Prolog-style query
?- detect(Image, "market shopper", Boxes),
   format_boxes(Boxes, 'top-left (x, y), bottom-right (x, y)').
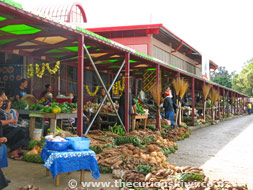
top-left (118, 90), bottom-right (137, 128)
top-left (163, 90), bottom-right (177, 127)
top-left (14, 79), bottom-right (29, 101)
top-left (247, 102), bottom-right (252, 115)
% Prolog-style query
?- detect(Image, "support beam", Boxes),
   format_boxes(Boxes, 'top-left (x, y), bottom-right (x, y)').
top-left (125, 53), bottom-right (130, 133)
top-left (223, 88), bottom-right (225, 118)
top-left (28, 57), bottom-right (34, 94)
top-left (156, 64), bottom-right (160, 130)
top-left (218, 87), bottom-right (220, 120)
top-left (237, 93), bottom-right (239, 115)
top-left (191, 77), bottom-right (195, 126)
top-left (227, 91), bottom-right (229, 117)
top-left (77, 35), bottom-right (84, 136)
top-left (231, 92), bottom-right (233, 114)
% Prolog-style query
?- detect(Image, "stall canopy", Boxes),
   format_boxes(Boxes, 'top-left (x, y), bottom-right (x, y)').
top-left (0, 0), bottom-right (248, 135)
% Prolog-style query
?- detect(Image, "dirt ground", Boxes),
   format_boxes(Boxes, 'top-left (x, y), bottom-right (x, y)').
top-left (3, 115), bottom-right (253, 189)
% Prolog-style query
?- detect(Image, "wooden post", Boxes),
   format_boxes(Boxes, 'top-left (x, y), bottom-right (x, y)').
top-left (55, 174), bottom-right (60, 186)
top-left (156, 64), bottom-right (160, 130)
top-left (125, 53), bottom-right (130, 133)
top-left (218, 87), bottom-right (220, 120)
top-left (46, 168), bottom-right (50, 176)
top-left (80, 170), bottom-right (85, 184)
top-left (227, 91), bottom-right (229, 117)
top-left (77, 35), bottom-right (84, 136)
top-left (191, 77), bottom-right (195, 126)
top-left (222, 89), bottom-right (225, 118)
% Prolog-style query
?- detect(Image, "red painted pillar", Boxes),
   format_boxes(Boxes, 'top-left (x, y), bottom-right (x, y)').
top-left (237, 93), bottom-right (239, 114)
top-left (227, 91), bottom-right (229, 117)
top-left (191, 77), bottom-right (195, 126)
top-left (217, 87), bottom-right (220, 120)
top-left (28, 57), bottom-right (34, 94)
top-left (223, 88), bottom-right (225, 118)
top-left (156, 64), bottom-right (160, 130)
top-left (242, 96), bottom-right (245, 113)
top-left (231, 92), bottom-right (233, 114)
top-left (77, 35), bottom-right (84, 136)
top-left (125, 53), bottom-right (130, 133)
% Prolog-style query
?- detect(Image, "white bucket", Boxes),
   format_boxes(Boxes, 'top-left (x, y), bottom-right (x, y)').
top-left (33, 129), bottom-right (42, 138)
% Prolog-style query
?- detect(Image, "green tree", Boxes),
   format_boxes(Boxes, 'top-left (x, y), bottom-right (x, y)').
top-left (232, 60), bottom-right (253, 97)
top-left (211, 66), bottom-right (234, 88)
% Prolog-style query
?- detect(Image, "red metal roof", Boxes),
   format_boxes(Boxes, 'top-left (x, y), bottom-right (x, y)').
top-left (87, 24), bottom-right (201, 54)
top-left (210, 60), bottom-right (219, 70)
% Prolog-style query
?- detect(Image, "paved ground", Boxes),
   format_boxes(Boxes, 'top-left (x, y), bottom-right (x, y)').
top-left (3, 115), bottom-right (253, 189)
top-left (168, 115), bottom-right (253, 189)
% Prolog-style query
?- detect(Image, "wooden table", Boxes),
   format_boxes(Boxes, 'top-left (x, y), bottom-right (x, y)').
top-left (29, 112), bottom-right (77, 139)
top-left (131, 114), bottom-right (148, 130)
top-left (90, 112), bottom-right (118, 129)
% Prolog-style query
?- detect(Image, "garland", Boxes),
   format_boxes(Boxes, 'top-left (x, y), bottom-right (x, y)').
top-left (26, 61), bottom-right (61, 78)
top-left (27, 64), bottom-right (34, 78)
top-left (35, 63), bottom-right (46, 78)
top-left (112, 77), bottom-right (125, 96)
top-left (46, 61), bottom-right (60, 74)
top-left (86, 85), bottom-right (100, 96)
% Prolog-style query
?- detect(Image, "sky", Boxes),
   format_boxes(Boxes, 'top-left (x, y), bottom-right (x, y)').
top-left (17, 0), bottom-right (253, 73)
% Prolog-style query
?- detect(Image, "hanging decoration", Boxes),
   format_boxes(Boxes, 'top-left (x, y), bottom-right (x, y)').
top-left (112, 77), bottom-right (125, 96)
top-left (26, 61), bottom-right (61, 78)
top-left (86, 85), bottom-right (100, 96)
top-left (27, 64), bottom-right (34, 78)
top-left (35, 63), bottom-right (46, 78)
top-left (46, 61), bottom-right (60, 74)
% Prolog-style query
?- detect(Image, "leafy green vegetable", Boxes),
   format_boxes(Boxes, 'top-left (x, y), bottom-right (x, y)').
top-left (134, 99), bottom-right (146, 115)
top-left (23, 154), bottom-right (43, 163)
top-left (176, 172), bottom-right (205, 182)
top-left (99, 165), bottom-right (112, 173)
top-left (11, 100), bottom-right (27, 109)
top-left (137, 165), bottom-right (152, 174)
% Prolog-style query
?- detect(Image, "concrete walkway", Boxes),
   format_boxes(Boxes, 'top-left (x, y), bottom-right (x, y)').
top-left (168, 115), bottom-right (253, 189)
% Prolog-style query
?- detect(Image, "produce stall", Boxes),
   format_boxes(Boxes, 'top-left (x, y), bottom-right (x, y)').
top-left (29, 112), bottom-right (77, 138)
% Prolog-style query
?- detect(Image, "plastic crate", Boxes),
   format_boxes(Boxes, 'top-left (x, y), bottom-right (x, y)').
top-left (56, 98), bottom-right (72, 103)
top-left (66, 137), bottom-right (90, 151)
top-left (45, 140), bottom-right (69, 151)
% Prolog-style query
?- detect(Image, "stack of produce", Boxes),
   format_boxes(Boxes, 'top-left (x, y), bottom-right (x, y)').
top-left (86, 128), bottom-right (247, 189)
top-left (29, 102), bottom-right (77, 113)
top-left (83, 101), bottom-right (119, 114)
top-left (11, 100), bottom-right (27, 109)
top-left (23, 138), bottom-right (46, 163)
top-left (121, 166), bottom-right (247, 190)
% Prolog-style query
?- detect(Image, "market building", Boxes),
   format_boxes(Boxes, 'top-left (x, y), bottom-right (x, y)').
top-left (0, 0), bottom-right (248, 136)
top-left (88, 24), bottom-right (218, 78)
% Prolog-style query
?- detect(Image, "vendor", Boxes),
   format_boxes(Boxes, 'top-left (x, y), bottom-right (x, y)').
top-left (40, 84), bottom-right (53, 99)
top-left (94, 88), bottom-right (109, 104)
top-left (163, 90), bottom-right (177, 127)
top-left (118, 90), bottom-right (137, 127)
top-left (14, 79), bottom-right (29, 101)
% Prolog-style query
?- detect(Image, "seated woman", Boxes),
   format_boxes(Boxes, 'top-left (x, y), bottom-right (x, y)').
top-left (0, 96), bottom-right (27, 160)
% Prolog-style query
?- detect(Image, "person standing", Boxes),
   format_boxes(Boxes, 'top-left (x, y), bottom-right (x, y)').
top-left (163, 90), bottom-right (176, 127)
top-left (247, 102), bottom-right (252, 115)
top-left (118, 91), bottom-right (137, 128)
top-left (13, 79), bottom-right (29, 101)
